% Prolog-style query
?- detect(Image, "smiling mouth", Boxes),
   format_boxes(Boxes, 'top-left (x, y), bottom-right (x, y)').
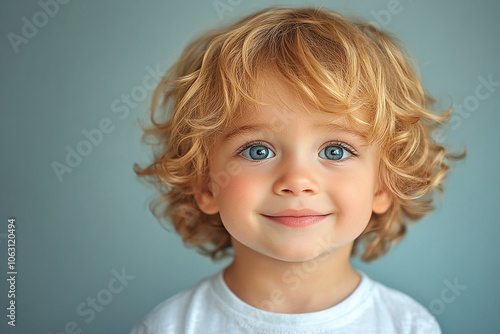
top-left (262, 213), bottom-right (330, 228)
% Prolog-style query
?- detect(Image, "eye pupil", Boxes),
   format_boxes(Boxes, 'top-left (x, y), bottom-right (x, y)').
top-left (325, 146), bottom-right (343, 160)
top-left (250, 146), bottom-right (269, 159)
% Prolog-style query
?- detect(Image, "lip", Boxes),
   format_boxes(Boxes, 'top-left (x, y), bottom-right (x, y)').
top-left (262, 209), bottom-right (331, 228)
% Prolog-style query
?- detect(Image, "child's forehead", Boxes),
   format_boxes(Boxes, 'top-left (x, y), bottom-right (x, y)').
top-left (225, 73), bottom-right (372, 137)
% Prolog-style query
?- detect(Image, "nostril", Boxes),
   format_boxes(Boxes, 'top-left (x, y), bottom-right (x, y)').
top-left (280, 188), bottom-right (315, 194)
top-left (274, 177), bottom-right (319, 196)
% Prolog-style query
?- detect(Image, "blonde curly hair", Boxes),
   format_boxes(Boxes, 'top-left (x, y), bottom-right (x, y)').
top-left (134, 7), bottom-right (462, 262)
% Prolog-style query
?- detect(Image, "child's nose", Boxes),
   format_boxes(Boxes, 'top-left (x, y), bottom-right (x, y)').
top-left (272, 159), bottom-right (319, 196)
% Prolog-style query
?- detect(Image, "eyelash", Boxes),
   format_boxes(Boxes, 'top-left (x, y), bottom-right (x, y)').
top-left (322, 141), bottom-right (359, 157)
top-left (235, 140), bottom-right (359, 159)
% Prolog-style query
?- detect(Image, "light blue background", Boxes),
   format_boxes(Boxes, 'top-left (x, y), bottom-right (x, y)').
top-left (1, 0), bottom-right (499, 333)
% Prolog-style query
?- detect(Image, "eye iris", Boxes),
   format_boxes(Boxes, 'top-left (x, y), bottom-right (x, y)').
top-left (325, 146), bottom-right (343, 160)
top-left (249, 146), bottom-right (269, 160)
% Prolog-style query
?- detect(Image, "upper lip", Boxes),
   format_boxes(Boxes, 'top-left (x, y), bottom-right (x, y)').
top-left (263, 209), bottom-right (330, 217)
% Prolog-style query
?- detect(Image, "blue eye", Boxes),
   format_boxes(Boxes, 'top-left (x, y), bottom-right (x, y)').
top-left (240, 145), bottom-right (275, 160)
top-left (319, 145), bottom-right (350, 160)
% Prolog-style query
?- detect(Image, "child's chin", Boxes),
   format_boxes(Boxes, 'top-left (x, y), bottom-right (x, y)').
top-left (261, 238), bottom-right (349, 264)
top-left (264, 245), bottom-right (334, 263)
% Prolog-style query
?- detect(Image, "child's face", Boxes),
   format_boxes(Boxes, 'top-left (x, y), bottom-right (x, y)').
top-left (195, 76), bottom-right (392, 262)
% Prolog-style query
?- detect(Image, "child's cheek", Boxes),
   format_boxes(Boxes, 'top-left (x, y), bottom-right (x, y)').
top-left (339, 170), bottom-right (376, 228)
top-left (212, 168), bottom-right (265, 211)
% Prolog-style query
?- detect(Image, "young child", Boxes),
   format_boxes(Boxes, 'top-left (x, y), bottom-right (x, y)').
top-left (132, 6), bottom-right (461, 333)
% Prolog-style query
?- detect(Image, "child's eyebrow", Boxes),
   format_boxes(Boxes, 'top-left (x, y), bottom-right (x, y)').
top-left (222, 124), bottom-right (272, 142)
top-left (312, 123), bottom-right (367, 141)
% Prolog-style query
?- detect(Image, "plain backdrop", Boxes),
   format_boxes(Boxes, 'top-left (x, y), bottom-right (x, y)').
top-left (1, 0), bottom-right (499, 333)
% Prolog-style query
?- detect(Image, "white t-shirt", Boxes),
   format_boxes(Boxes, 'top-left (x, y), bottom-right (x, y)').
top-left (131, 270), bottom-right (441, 334)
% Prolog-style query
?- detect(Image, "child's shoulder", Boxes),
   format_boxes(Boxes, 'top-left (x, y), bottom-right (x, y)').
top-left (130, 272), bottom-right (220, 334)
top-left (362, 272), bottom-right (440, 331)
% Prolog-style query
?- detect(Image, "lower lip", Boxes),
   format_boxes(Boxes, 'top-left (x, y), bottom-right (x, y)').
top-left (263, 215), bottom-right (330, 228)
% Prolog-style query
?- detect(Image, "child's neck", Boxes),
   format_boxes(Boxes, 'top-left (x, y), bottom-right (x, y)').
top-left (223, 240), bottom-right (361, 314)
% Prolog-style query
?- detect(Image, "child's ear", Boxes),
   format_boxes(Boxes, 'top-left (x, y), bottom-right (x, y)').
top-left (193, 182), bottom-right (219, 215)
top-left (372, 186), bottom-right (392, 214)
